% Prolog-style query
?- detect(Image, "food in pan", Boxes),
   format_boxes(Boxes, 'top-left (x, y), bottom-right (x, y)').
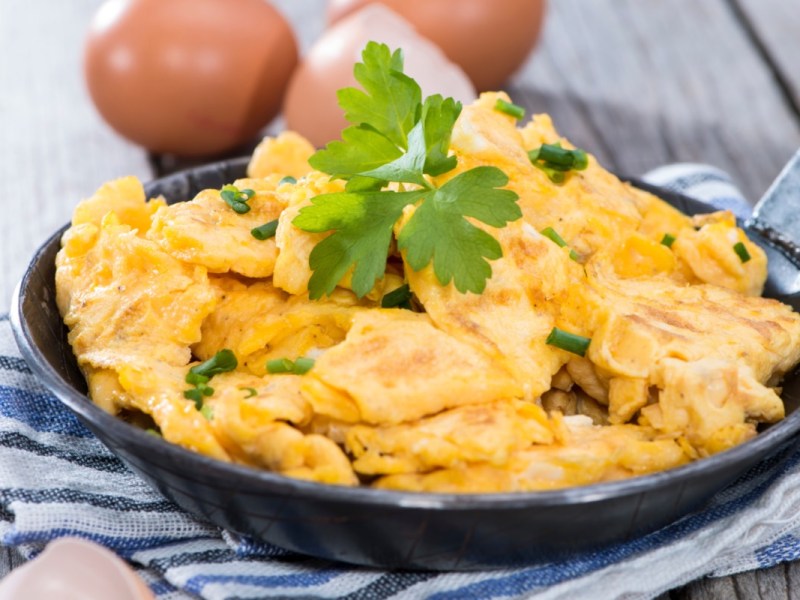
top-left (55, 43), bottom-right (800, 492)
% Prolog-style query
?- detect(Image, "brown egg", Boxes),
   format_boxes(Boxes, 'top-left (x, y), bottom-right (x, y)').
top-left (328, 0), bottom-right (547, 91)
top-left (84, 0), bottom-right (298, 156)
top-left (284, 5), bottom-right (476, 148)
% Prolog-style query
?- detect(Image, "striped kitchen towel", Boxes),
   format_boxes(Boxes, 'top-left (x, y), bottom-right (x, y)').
top-left (2, 165), bottom-right (800, 600)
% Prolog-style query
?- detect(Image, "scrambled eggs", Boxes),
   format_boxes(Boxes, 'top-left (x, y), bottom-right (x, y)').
top-left (55, 93), bottom-right (800, 492)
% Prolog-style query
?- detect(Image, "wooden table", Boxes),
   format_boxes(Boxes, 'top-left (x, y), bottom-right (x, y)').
top-left (1, 1), bottom-right (799, 597)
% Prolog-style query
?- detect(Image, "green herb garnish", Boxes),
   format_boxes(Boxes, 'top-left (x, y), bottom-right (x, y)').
top-left (546, 327), bottom-right (591, 357)
top-left (540, 227), bottom-right (580, 262)
top-left (241, 387), bottom-right (258, 398)
top-left (381, 283), bottom-right (413, 309)
top-left (183, 388), bottom-right (204, 408)
top-left (266, 358), bottom-right (295, 374)
top-left (267, 357), bottom-right (315, 375)
top-left (292, 357), bottom-right (316, 375)
top-left (185, 372), bottom-right (209, 386)
top-left (292, 42), bottom-right (522, 299)
top-left (660, 233), bottom-right (676, 248)
top-left (494, 99), bottom-right (525, 120)
top-left (251, 219), bottom-right (279, 240)
top-left (733, 241), bottom-right (751, 263)
top-left (200, 404), bottom-right (214, 421)
top-left (188, 350), bottom-right (238, 379)
top-left (220, 185), bottom-right (255, 214)
top-left (184, 350), bottom-right (237, 410)
top-left (528, 142), bottom-right (589, 184)
top-left (279, 176), bottom-right (297, 185)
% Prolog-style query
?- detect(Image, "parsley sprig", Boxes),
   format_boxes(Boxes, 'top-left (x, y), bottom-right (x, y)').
top-left (292, 42), bottom-right (522, 299)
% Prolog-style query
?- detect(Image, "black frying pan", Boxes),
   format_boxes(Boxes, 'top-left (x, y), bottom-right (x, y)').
top-left (10, 156), bottom-right (800, 570)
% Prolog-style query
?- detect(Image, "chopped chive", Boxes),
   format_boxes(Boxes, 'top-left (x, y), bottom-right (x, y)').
top-left (241, 387), bottom-right (258, 398)
top-left (267, 357), bottom-right (315, 375)
top-left (541, 227), bottom-right (569, 248)
top-left (267, 358), bottom-right (295, 374)
top-left (220, 185), bottom-right (254, 214)
top-left (219, 185), bottom-right (239, 203)
top-left (293, 357), bottom-right (316, 374)
top-left (546, 327), bottom-right (591, 357)
top-left (200, 404), bottom-right (214, 420)
top-left (145, 428), bottom-right (161, 437)
top-left (537, 143), bottom-right (574, 167)
top-left (571, 149), bottom-right (589, 170)
top-left (494, 99), bottom-right (525, 120)
top-left (661, 233), bottom-right (676, 248)
top-left (185, 350), bottom-right (237, 404)
top-left (381, 284), bottom-right (412, 309)
top-left (185, 372), bottom-right (210, 386)
top-left (279, 176), bottom-right (297, 185)
top-left (251, 219), bottom-right (279, 240)
top-left (535, 163), bottom-right (566, 184)
top-left (529, 143), bottom-right (589, 183)
top-left (541, 226), bottom-right (580, 262)
top-left (189, 349), bottom-right (238, 380)
top-left (183, 388), bottom-right (204, 408)
top-left (540, 162), bottom-right (572, 172)
top-left (733, 241), bottom-right (751, 263)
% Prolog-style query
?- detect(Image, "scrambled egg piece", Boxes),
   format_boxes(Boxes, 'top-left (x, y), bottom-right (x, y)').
top-left (304, 310), bottom-right (524, 424)
top-left (209, 372), bottom-right (357, 485)
top-left (375, 417), bottom-right (689, 493)
top-left (459, 93), bottom-right (767, 296)
top-left (54, 100), bottom-right (800, 493)
top-left (148, 183), bottom-right (286, 279)
top-left (56, 214), bottom-right (217, 371)
top-left (194, 276), bottom-right (368, 375)
top-left (247, 130), bottom-right (315, 180)
top-left (405, 220), bottom-right (574, 402)
top-left (69, 175), bottom-right (166, 235)
top-left (346, 400), bottom-right (554, 475)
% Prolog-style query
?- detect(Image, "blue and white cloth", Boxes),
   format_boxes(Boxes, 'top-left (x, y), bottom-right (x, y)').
top-left (2, 165), bottom-right (799, 599)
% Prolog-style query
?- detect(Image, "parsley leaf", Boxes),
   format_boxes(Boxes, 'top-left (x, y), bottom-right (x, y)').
top-left (294, 190), bottom-right (426, 299)
top-left (293, 41), bottom-right (522, 298)
top-left (309, 125), bottom-right (401, 178)
top-left (337, 43), bottom-right (421, 149)
top-left (398, 167), bottom-right (522, 293)
top-left (422, 95), bottom-right (462, 176)
top-left (360, 120), bottom-right (430, 188)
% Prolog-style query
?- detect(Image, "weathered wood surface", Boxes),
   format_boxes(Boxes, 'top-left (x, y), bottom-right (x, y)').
top-left (2, 0), bottom-right (800, 598)
top-left (509, 0), bottom-right (800, 200)
top-left (733, 0), bottom-right (800, 117)
top-left (0, 0), bottom-right (150, 313)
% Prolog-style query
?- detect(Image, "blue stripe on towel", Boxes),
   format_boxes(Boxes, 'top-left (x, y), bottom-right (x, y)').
top-left (0, 386), bottom-right (92, 438)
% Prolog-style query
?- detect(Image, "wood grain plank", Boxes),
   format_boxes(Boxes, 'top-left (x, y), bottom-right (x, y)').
top-left (786, 561), bottom-right (800, 600)
top-left (676, 565), bottom-right (797, 600)
top-left (732, 0), bottom-right (800, 118)
top-left (673, 575), bottom-right (742, 600)
top-left (0, 0), bottom-right (151, 312)
top-left (508, 0), bottom-right (800, 202)
top-left (757, 563), bottom-right (791, 599)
